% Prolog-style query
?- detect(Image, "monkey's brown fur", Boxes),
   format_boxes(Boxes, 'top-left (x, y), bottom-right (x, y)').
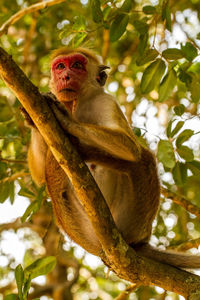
top-left (28, 47), bottom-right (200, 269)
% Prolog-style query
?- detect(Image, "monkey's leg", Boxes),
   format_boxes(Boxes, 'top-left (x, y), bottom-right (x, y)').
top-left (45, 149), bottom-right (101, 256)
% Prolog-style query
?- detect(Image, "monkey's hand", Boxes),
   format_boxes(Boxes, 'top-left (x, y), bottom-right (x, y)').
top-left (51, 101), bottom-right (71, 132)
top-left (43, 92), bottom-right (71, 132)
top-left (20, 107), bottom-right (36, 128)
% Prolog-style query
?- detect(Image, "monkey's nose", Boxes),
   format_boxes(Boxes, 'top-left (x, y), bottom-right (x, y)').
top-left (65, 75), bottom-right (70, 80)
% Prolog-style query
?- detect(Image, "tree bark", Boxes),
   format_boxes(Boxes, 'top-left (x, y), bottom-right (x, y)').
top-left (0, 46), bottom-right (200, 297)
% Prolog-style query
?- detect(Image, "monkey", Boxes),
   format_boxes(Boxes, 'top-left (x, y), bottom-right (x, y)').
top-left (25, 47), bottom-right (200, 269)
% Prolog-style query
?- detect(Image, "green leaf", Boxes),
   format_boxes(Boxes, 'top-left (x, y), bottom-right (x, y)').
top-left (72, 16), bottom-right (86, 31)
top-left (172, 162), bottom-right (187, 186)
top-left (15, 265), bottom-right (24, 300)
top-left (0, 181), bottom-right (10, 203)
top-left (138, 33), bottom-right (148, 55)
top-left (103, 6), bottom-right (111, 20)
top-left (18, 187), bottom-right (35, 198)
top-left (166, 120), bottom-right (173, 138)
top-left (91, 0), bottom-right (103, 23)
top-left (174, 104), bottom-right (185, 116)
top-left (24, 256), bottom-right (56, 279)
top-left (158, 69), bottom-right (176, 102)
top-left (0, 98), bottom-right (13, 122)
top-left (177, 145), bottom-right (194, 162)
top-left (162, 1), bottom-right (171, 31)
top-left (142, 5), bottom-right (156, 15)
top-left (133, 20), bottom-right (148, 34)
top-left (133, 127), bottom-right (141, 137)
top-left (170, 121), bottom-right (184, 137)
top-left (181, 42), bottom-right (198, 61)
top-left (21, 200), bottom-right (40, 223)
top-left (23, 275), bottom-right (31, 299)
top-left (187, 160), bottom-right (200, 176)
top-left (9, 181), bottom-right (15, 204)
top-left (4, 294), bottom-right (19, 300)
top-left (136, 49), bottom-right (159, 66)
top-left (165, 4), bottom-right (172, 31)
top-left (110, 14), bottom-right (129, 42)
top-left (162, 48), bottom-right (184, 60)
top-left (157, 140), bottom-right (176, 168)
top-left (0, 162), bottom-right (7, 178)
top-left (121, 0), bottom-right (132, 12)
top-left (189, 76), bottom-right (200, 103)
top-left (59, 28), bottom-right (70, 40)
top-left (178, 70), bottom-right (192, 84)
top-left (187, 62), bottom-right (200, 74)
top-left (141, 59), bottom-right (166, 93)
top-left (73, 32), bottom-right (87, 47)
top-left (176, 129), bottom-right (194, 147)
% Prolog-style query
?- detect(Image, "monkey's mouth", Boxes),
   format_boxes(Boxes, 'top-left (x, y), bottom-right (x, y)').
top-left (59, 88), bottom-right (76, 93)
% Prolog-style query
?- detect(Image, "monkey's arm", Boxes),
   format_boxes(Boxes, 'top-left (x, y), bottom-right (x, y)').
top-left (28, 128), bottom-right (48, 186)
top-left (20, 105), bottom-right (48, 186)
top-left (50, 101), bottom-right (141, 162)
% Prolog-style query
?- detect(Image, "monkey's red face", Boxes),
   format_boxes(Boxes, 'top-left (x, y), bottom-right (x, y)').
top-left (51, 53), bottom-right (88, 104)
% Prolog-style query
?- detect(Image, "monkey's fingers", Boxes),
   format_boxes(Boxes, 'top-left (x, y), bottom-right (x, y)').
top-left (53, 100), bottom-right (69, 116)
top-left (20, 107), bottom-right (35, 128)
top-left (50, 102), bottom-right (70, 132)
top-left (42, 92), bottom-right (68, 115)
top-left (42, 92), bottom-right (57, 103)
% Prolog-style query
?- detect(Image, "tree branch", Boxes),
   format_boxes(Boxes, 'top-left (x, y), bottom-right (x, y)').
top-left (0, 218), bottom-right (46, 236)
top-left (1, 171), bottom-right (29, 183)
top-left (0, 0), bottom-right (66, 37)
top-left (0, 46), bottom-right (200, 298)
top-left (169, 238), bottom-right (200, 252)
top-left (161, 187), bottom-right (200, 220)
top-left (114, 283), bottom-right (141, 300)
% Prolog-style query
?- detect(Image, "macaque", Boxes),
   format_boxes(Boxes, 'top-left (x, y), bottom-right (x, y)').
top-left (27, 47), bottom-right (200, 269)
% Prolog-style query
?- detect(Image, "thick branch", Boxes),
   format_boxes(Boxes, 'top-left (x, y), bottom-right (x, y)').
top-left (0, 47), bottom-right (200, 297)
top-left (0, 0), bottom-right (66, 37)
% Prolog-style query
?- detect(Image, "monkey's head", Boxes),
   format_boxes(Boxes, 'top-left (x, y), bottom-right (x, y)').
top-left (50, 47), bottom-right (109, 112)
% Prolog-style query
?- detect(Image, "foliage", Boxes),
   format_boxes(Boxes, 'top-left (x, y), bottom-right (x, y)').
top-left (0, 0), bottom-right (200, 299)
top-left (5, 257), bottom-right (56, 300)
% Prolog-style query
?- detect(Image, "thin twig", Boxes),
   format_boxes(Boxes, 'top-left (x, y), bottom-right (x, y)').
top-left (23, 13), bottom-right (38, 63)
top-left (1, 171), bottom-right (29, 183)
top-left (0, 218), bottom-right (46, 236)
top-left (161, 187), bottom-right (200, 220)
top-left (0, 0), bottom-right (66, 37)
top-left (169, 238), bottom-right (200, 252)
top-left (114, 283), bottom-right (141, 300)
top-left (0, 157), bottom-right (27, 164)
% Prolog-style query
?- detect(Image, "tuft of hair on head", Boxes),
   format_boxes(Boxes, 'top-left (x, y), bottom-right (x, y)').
top-left (50, 47), bottom-right (102, 65)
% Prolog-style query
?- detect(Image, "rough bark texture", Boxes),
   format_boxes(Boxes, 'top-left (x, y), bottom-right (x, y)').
top-left (0, 46), bottom-right (200, 297)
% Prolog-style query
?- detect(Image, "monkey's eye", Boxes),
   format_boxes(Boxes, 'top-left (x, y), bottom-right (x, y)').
top-left (56, 63), bottom-right (65, 70)
top-left (71, 61), bottom-right (84, 69)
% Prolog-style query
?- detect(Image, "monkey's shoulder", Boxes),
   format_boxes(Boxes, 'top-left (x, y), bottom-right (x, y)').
top-left (75, 93), bottom-right (126, 126)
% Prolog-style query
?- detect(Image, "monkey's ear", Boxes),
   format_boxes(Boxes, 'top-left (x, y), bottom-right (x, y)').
top-left (96, 65), bottom-right (110, 86)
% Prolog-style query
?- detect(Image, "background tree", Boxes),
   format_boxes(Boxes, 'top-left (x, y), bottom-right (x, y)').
top-left (0, 0), bottom-right (200, 299)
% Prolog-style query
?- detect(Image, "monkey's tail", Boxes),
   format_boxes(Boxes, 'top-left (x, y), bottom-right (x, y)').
top-left (134, 243), bottom-right (200, 269)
